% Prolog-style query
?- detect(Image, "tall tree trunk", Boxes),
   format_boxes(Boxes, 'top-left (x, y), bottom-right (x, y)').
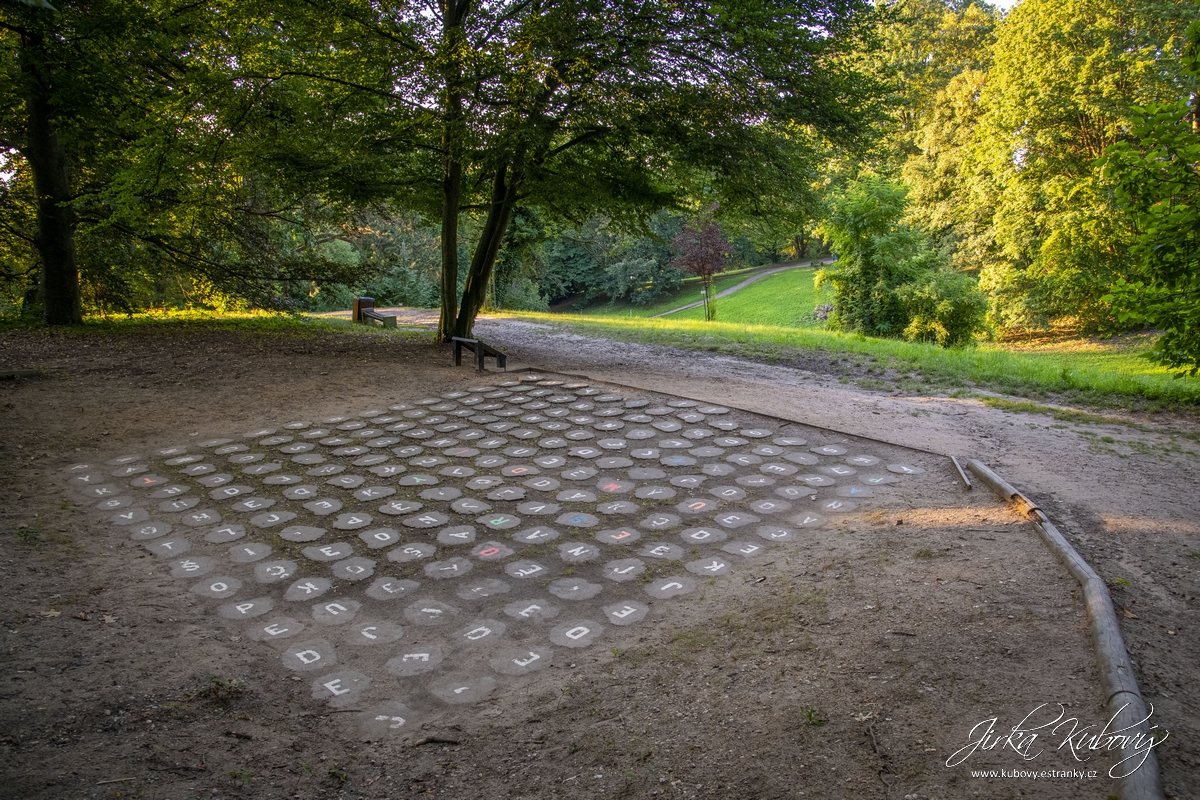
top-left (453, 164), bottom-right (520, 338)
top-left (436, 1), bottom-right (469, 343)
top-left (22, 32), bottom-right (81, 326)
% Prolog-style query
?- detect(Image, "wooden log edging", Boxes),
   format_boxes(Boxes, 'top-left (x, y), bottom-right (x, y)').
top-left (966, 459), bottom-right (1164, 800)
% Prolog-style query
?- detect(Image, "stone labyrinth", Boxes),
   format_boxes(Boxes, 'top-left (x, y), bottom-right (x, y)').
top-left (65, 374), bottom-right (933, 739)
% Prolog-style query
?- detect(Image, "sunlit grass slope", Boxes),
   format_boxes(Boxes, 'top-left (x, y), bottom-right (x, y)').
top-left (669, 267), bottom-right (831, 325)
top-left (502, 311), bottom-right (1200, 406)
top-left (576, 265), bottom-right (788, 318)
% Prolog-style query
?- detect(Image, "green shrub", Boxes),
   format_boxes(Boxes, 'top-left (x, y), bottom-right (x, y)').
top-left (819, 177), bottom-right (987, 347)
top-left (897, 267), bottom-right (989, 346)
top-left (500, 276), bottom-right (549, 311)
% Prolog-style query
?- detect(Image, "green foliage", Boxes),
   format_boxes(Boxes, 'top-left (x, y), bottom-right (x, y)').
top-left (604, 258), bottom-right (685, 306)
top-left (818, 177), bottom-right (986, 345)
top-left (499, 276), bottom-right (549, 312)
top-left (895, 267), bottom-right (989, 346)
top-left (509, 310), bottom-right (1200, 405)
top-left (1100, 20), bottom-right (1200, 375)
top-left (670, 267), bottom-right (832, 325)
top-left (968, 0), bottom-right (1193, 331)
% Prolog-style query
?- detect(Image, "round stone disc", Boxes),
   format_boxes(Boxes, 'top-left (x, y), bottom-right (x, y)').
top-left (680, 527), bottom-right (728, 545)
top-left (312, 598), bottom-right (362, 625)
top-left (339, 620), bottom-right (405, 648)
top-left (365, 577), bottom-right (419, 601)
top-left (249, 511), bottom-right (297, 528)
top-left (558, 541), bottom-right (600, 562)
top-left (424, 557), bottom-right (473, 580)
top-left (204, 523), bottom-right (246, 543)
top-left (303, 542), bottom-right (354, 562)
top-left (429, 673), bottom-right (497, 705)
top-left (404, 599), bottom-right (459, 626)
top-left (359, 527), bottom-right (401, 548)
top-left (254, 559), bottom-right (298, 583)
top-left (358, 702), bottom-right (417, 740)
top-left (333, 557), bottom-right (376, 581)
top-left (549, 620), bottom-right (603, 648)
top-left (887, 463), bottom-right (926, 475)
top-left (596, 527), bottom-right (641, 545)
top-left (456, 578), bottom-right (512, 600)
top-left (229, 542), bottom-right (272, 563)
top-left (282, 639), bottom-right (337, 672)
top-left (556, 512), bottom-right (599, 528)
top-left (311, 670), bottom-right (372, 708)
top-left (437, 525), bottom-right (477, 546)
top-left (640, 542), bottom-right (684, 560)
top-left (644, 576), bottom-right (696, 598)
top-left (130, 522), bottom-right (172, 541)
top-left (722, 540), bottom-right (767, 558)
top-left (191, 575), bottom-right (243, 599)
top-left (686, 557), bottom-right (732, 576)
top-left (147, 538), bottom-right (191, 558)
top-left (250, 617), bottom-right (306, 641)
top-left (284, 577), bottom-right (332, 602)
top-left (218, 596), bottom-right (274, 619)
top-left (548, 578), bottom-right (603, 600)
top-left (489, 646), bottom-right (552, 675)
top-left (512, 525), bottom-right (559, 544)
top-left (602, 558), bottom-right (645, 582)
top-left (388, 542), bottom-right (435, 562)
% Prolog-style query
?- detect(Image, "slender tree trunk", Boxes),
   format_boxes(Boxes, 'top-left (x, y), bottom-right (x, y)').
top-left (22, 32), bottom-right (81, 326)
top-left (436, 1), bottom-right (469, 343)
top-left (702, 274), bottom-right (715, 321)
top-left (453, 164), bottom-right (521, 338)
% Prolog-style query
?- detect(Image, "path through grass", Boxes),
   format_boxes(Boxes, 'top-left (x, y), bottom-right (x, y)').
top-left (669, 267), bottom-right (831, 325)
top-left (504, 312), bottom-right (1200, 408)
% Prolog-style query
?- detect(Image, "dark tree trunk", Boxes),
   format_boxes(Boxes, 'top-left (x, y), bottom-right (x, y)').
top-left (792, 234), bottom-right (808, 261)
top-left (453, 164), bottom-right (521, 338)
top-left (436, 1), bottom-right (469, 343)
top-left (22, 32), bottom-right (81, 326)
top-left (437, 154), bottom-right (462, 342)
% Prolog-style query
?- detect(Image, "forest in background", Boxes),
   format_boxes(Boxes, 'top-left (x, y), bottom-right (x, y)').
top-left (2, 0), bottom-right (1198, 369)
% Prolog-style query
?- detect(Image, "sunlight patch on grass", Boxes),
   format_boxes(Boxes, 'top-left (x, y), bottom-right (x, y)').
top-left (500, 311), bottom-right (1200, 406)
top-left (669, 267), bottom-right (830, 326)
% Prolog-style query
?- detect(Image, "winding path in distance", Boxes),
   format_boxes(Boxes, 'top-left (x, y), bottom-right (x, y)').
top-left (651, 257), bottom-right (833, 318)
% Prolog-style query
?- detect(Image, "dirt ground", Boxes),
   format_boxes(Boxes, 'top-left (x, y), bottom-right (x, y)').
top-left (1, 318), bottom-right (1196, 800)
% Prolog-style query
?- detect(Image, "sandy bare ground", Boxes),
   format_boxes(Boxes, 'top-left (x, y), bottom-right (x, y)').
top-left (0, 317), bottom-right (1195, 800)
top-left (474, 316), bottom-right (1200, 795)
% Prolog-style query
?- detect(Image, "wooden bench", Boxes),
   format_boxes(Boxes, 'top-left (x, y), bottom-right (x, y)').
top-left (352, 296), bottom-right (397, 328)
top-left (360, 308), bottom-right (396, 328)
top-left (452, 337), bottom-right (507, 371)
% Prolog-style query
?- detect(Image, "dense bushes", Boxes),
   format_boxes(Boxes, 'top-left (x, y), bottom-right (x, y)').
top-left (817, 177), bottom-right (987, 347)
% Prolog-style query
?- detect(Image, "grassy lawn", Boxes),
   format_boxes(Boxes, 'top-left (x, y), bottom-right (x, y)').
top-left (0, 309), bottom-right (428, 339)
top-left (574, 264), bottom-right (799, 318)
top-left (503, 311), bottom-right (1200, 408)
top-left (669, 267), bottom-right (831, 325)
